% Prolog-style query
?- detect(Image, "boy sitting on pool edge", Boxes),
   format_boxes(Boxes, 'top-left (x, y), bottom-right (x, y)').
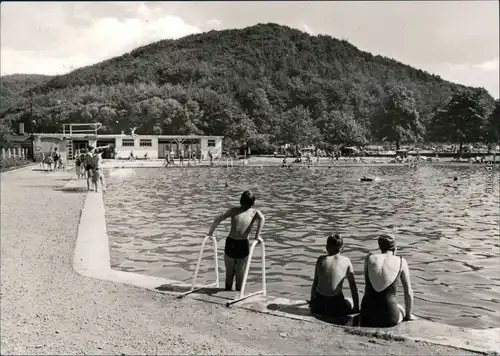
top-left (309, 234), bottom-right (359, 318)
top-left (207, 191), bottom-right (265, 291)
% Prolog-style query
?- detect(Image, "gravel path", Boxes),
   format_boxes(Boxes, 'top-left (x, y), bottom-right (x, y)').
top-left (0, 167), bottom-right (486, 355)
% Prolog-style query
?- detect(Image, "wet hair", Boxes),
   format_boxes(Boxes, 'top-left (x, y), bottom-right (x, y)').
top-left (378, 234), bottom-right (397, 253)
top-left (240, 190), bottom-right (255, 209)
top-left (326, 234), bottom-right (344, 255)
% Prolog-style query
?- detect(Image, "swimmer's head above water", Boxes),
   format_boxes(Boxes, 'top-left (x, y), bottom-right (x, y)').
top-left (378, 234), bottom-right (397, 254)
top-left (326, 233), bottom-right (344, 255)
top-left (240, 190), bottom-right (255, 210)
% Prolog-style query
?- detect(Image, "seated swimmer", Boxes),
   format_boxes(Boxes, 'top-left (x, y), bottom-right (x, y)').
top-left (207, 191), bottom-right (265, 291)
top-left (309, 234), bottom-right (359, 317)
top-left (360, 234), bottom-right (417, 327)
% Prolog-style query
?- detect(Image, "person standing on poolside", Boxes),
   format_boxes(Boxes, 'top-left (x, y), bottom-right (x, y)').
top-left (191, 148), bottom-right (197, 165)
top-left (164, 146), bottom-right (172, 167)
top-left (74, 149), bottom-right (83, 179)
top-left (207, 191), bottom-right (265, 291)
top-left (208, 150), bottom-right (213, 166)
top-left (309, 234), bottom-right (359, 317)
top-left (179, 147), bottom-right (185, 166)
top-left (82, 147), bottom-right (94, 191)
top-left (360, 234), bottom-right (417, 327)
top-left (52, 148), bottom-right (61, 171)
top-left (92, 146), bottom-right (107, 193)
top-left (187, 146), bottom-right (192, 166)
top-left (170, 147), bottom-right (176, 165)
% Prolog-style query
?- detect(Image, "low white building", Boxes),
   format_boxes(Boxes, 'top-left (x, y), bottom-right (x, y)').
top-left (33, 133), bottom-right (224, 160)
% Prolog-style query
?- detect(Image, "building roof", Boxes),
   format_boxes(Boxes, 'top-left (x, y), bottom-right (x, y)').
top-left (9, 135), bottom-right (31, 142)
top-left (33, 133), bottom-right (224, 139)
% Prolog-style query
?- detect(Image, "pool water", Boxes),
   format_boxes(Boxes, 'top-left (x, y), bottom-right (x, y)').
top-left (104, 165), bottom-right (500, 329)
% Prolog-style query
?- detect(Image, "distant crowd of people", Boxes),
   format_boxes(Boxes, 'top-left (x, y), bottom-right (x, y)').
top-left (164, 146), bottom-right (203, 167)
top-left (208, 191), bottom-right (416, 328)
top-left (38, 148), bottom-right (63, 171)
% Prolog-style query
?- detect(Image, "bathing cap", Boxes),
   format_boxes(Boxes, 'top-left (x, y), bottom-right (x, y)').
top-left (378, 234), bottom-right (396, 251)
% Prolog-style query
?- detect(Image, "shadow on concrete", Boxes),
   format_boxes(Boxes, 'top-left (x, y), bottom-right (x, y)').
top-left (22, 184), bottom-right (62, 189)
top-left (155, 284), bottom-right (225, 297)
top-left (266, 302), bottom-right (360, 327)
top-left (55, 186), bottom-right (87, 193)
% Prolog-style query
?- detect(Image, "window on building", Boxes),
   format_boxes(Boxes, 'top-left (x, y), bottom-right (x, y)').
top-left (140, 139), bottom-right (152, 147)
top-left (208, 139), bottom-right (216, 147)
top-left (122, 139), bottom-right (135, 147)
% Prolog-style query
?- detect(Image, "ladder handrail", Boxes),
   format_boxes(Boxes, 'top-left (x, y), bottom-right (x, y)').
top-left (177, 234), bottom-right (219, 298)
top-left (227, 238), bottom-right (266, 306)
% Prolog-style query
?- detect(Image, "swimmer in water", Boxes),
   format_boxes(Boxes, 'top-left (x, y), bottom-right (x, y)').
top-left (453, 177), bottom-right (458, 181)
top-left (207, 191), bottom-right (265, 291)
top-left (309, 234), bottom-right (359, 318)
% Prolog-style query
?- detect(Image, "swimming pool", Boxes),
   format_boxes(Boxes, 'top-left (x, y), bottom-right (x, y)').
top-left (104, 165), bottom-right (500, 329)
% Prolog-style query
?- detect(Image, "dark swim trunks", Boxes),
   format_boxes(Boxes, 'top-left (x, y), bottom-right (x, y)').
top-left (311, 292), bottom-right (352, 317)
top-left (224, 237), bottom-right (250, 259)
top-left (85, 164), bottom-right (93, 171)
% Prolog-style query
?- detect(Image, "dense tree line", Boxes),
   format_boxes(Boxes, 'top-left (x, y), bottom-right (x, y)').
top-left (0, 23), bottom-right (497, 152)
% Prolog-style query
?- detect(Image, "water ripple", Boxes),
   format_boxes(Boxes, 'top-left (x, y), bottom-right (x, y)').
top-left (104, 165), bottom-right (499, 329)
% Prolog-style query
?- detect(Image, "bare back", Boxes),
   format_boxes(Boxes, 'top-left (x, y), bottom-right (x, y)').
top-left (229, 207), bottom-right (258, 240)
top-left (93, 152), bottom-right (103, 169)
top-left (315, 255), bottom-right (351, 296)
top-left (366, 254), bottom-right (402, 292)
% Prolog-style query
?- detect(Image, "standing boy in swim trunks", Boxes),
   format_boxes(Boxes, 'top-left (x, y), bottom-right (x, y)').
top-left (92, 147), bottom-right (107, 193)
top-left (207, 191), bottom-right (265, 291)
top-left (310, 234), bottom-right (359, 317)
top-left (52, 148), bottom-right (61, 171)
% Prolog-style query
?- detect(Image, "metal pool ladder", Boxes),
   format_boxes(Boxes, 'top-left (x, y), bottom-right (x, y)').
top-left (226, 239), bottom-right (267, 307)
top-left (178, 236), bottom-right (267, 307)
top-left (177, 235), bottom-right (219, 298)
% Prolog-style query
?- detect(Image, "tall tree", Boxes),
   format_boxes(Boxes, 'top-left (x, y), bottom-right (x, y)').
top-left (277, 105), bottom-right (320, 148)
top-left (0, 118), bottom-right (13, 149)
top-left (321, 110), bottom-right (369, 146)
top-left (485, 99), bottom-right (500, 144)
top-left (431, 89), bottom-right (490, 156)
top-left (372, 85), bottom-right (424, 149)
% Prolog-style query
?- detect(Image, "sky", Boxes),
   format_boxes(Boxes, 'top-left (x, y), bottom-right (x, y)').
top-left (1, 1), bottom-right (498, 98)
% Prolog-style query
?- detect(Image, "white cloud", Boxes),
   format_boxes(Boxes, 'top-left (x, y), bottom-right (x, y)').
top-left (472, 58), bottom-right (499, 72)
top-left (302, 23), bottom-right (316, 36)
top-left (418, 59), bottom-right (499, 98)
top-left (1, 3), bottom-right (202, 76)
top-left (206, 18), bottom-right (222, 26)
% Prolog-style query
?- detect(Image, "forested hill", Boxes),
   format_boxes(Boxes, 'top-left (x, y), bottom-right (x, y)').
top-left (1, 74), bottom-right (52, 99)
top-left (0, 23), bottom-right (496, 150)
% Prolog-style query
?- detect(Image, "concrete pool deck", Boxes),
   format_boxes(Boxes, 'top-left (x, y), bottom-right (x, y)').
top-left (1, 166), bottom-right (498, 355)
top-left (72, 176), bottom-right (499, 354)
